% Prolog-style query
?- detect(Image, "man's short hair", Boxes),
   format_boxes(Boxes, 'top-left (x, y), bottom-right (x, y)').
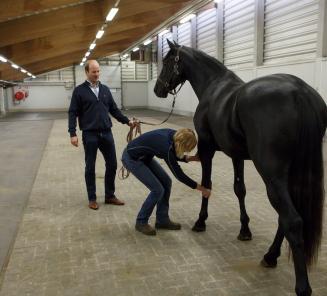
top-left (84, 61), bottom-right (90, 72)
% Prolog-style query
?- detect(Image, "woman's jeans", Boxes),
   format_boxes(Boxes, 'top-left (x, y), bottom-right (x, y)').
top-left (121, 149), bottom-right (172, 225)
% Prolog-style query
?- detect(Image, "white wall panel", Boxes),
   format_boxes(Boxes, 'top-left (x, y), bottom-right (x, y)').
top-left (122, 82), bottom-right (148, 108)
top-left (122, 61), bottom-right (135, 81)
top-left (223, 0), bottom-right (255, 68)
top-left (196, 8), bottom-right (217, 58)
top-left (162, 32), bottom-right (173, 58)
top-left (177, 22), bottom-right (192, 47)
top-left (135, 63), bottom-right (148, 80)
top-left (151, 63), bottom-right (158, 80)
top-left (264, 0), bottom-right (319, 64)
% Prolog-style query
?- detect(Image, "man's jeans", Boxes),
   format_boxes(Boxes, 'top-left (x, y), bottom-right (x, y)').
top-left (121, 149), bottom-right (172, 224)
top-left (82, 130), bottom-right (117, 201)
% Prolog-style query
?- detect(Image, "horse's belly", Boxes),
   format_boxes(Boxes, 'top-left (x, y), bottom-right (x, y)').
top-left (214, 133), bottom-right (250, 159)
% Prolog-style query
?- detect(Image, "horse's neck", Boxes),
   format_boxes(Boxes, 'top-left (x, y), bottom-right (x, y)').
top-left (183, 51), bottom-right (242, 99)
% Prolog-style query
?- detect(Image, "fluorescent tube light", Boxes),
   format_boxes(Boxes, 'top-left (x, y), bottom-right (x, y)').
top-left (85, 51), bottom-right (90, 57)
top-left (27, 72), bottom-right (32, 76)
top-left (82, 57), bottom-right (87, 62)
top-left (132, 47), bottom-right (139, 52)
top-left (89, 43), bottom-right (96, 50)
top-left (96, 30), bottom-right (104, 39)
top-left (21, 69), bottom-right (27, 73)
top-left (106, 8), bottom-right (119, 21)
top-left (11, 64), bottom-right (19, 69)
top-left (0, 55), bottom-right (7, 62)
top-left (143, 39), bottom-right (152, 45)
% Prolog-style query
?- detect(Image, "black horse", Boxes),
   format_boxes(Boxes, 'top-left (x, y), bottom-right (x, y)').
top-left (154, 40), bottom-right (326, 296)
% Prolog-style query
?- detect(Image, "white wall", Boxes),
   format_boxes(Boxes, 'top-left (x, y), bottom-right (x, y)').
top-left (122, 81), bottom-right (148, 108)
top-left (0, 87), bottom-right (5, 116)
top-left (7, 84), bottom-right (72, 112)
top-left (147, 80), bottom-right (198, 116)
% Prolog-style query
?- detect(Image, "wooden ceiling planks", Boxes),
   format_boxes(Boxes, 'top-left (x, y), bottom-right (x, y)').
top-left (0, 0), bottom-right (194, 81)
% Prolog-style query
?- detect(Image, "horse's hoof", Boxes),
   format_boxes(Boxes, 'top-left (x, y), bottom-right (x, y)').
top-left (296, 286), bottom-right (312, 296)
top-left (260, 258), bottom-right (277, 268)
top-left (237, 232), bottom-right (252, 241)
top-left (192, 223), bottom-right (206, 232)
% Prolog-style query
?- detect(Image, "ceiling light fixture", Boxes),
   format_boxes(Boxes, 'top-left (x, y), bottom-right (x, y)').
top-left (89, 43), bottom-right (96, 50)
top-left (0, 55), bottom-right (7, 62)
top-left (96, 30), bottom-right (105, 39)
top-left (11, 64), bottom-right (19, 69)
top-left (132, 47), bottom-right (139, 52)
top-left (143, 39), bottom-right (152, 46)
top-left (85, 51), bottom-right (91, 57)
top-left (106, 8), bottom-right (119, 21)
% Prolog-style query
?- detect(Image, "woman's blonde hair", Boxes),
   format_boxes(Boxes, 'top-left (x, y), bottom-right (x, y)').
top-left (173, 128), bottom-right (197, 158)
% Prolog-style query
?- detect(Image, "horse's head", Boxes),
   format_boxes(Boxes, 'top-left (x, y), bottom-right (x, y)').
top-left (154, 39), bottom-right (185, 98)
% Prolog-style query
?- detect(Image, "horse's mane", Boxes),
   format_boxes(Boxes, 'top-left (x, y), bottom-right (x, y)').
top-left (181, 45), bottom-right (241, 81)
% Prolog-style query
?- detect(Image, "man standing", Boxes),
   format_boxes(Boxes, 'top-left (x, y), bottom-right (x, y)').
top-left (68, 60), bottom-right (134, 210)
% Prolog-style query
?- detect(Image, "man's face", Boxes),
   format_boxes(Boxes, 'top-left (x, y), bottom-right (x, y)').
top-left (86, 62), bottom-right (100, 84)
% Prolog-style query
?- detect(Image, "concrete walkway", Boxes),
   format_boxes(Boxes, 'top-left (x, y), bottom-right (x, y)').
top-left (0, 110), bottom-right (326, 296)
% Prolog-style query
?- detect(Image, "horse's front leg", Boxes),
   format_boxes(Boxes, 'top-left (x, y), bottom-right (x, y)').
top-left (192, 144), bottom-right (215, 232)
top-left (232, 158), bottom-right (252, 241)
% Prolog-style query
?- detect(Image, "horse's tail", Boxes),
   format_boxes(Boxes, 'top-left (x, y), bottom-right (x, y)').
top-left (288, 91), bottom-right (326, 266)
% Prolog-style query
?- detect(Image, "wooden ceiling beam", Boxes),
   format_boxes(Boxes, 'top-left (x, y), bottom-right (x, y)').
top-left (0, 0), bottom-right (98, 22)
top-left (0, 22), bottom-right (157, 67)
top-left (0, 0), bottom-right (115, 47)
top-left (0, 39), bottom-right (131, 81)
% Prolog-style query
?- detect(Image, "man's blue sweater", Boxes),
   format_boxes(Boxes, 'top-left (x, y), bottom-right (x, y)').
top-left (68, 81), bottom-right (129, 136)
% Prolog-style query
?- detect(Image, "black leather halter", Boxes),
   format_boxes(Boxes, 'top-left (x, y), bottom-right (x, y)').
top-left (157, 46), bottom-right (185, 95)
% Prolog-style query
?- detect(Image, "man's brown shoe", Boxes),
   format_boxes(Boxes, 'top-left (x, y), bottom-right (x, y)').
top-left (105, 196), bottom-right (125, 205)
top-left (135, 223), bottom-right (156, 236)
top-left (88, 201), bottom-right (99, 210)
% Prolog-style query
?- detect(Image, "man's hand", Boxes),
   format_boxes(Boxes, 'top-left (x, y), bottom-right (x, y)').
top-left (71, 136), bottom-right (78, 147)
top-left (128, 118), bottom-right (139, 128)
top-left (186, 154), bottom-right (200, 162)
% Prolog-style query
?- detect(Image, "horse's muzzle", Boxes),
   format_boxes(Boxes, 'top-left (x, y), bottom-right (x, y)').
top-left (154, 82), bottom-right (168, 98)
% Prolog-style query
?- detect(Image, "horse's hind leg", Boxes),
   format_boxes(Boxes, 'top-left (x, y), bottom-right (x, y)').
top-left (265, 178), bottom-right (311, 296)
top-left (232, 158), bottom-right (252, 241)
top-left (261, 222), bottom-right (284, 268)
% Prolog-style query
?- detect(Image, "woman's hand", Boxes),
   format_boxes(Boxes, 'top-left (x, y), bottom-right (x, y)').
top-left (186, 154), bottom-right (200, 162)
top-left (196, 184), bottom-right (211, 198)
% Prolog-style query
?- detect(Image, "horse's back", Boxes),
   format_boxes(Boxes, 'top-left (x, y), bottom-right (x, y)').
top-left (236, 74), bottom-right (326, 166)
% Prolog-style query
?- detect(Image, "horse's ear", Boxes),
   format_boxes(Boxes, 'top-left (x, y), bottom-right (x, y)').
top-left (167, 39), bottom-right (175, 49)
top-left (173, 40), bottom-right (180, 47)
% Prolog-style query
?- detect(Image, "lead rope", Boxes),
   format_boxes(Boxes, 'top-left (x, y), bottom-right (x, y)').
top-left (118, 122), bottom-right (142, 180)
